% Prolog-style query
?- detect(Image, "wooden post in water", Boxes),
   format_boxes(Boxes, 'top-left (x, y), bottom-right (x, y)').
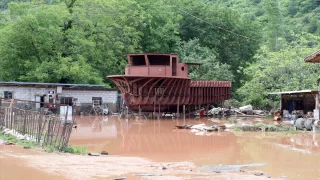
top-left (158, 103), bottom-right (160, 120)
top-left (153, 101), bottom-right (156, 119)
top-left (126, 105), bottom-right (128, 119)
top-left (222, 101), bottom-right (225, 117)
top-left (183, 105), bottom-right (186, 123)
top-left (139, 104), bottom-right (141, 120)
top-left (176, 100), bottom-right (179, 118)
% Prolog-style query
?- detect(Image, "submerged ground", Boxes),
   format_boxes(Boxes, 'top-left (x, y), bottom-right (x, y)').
top-left (1, 116), bottom-right (320, 180)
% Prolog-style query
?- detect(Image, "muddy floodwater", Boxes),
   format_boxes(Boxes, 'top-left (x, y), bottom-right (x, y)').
top-left (1, 116), bottom-right (320, 180)
top-left (69, 116), bottom-right (320, 180)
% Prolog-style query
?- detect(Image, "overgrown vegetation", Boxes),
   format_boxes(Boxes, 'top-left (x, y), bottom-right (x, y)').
top-left (0, 133), bottom-right (87, 154)
top-left (64, 145), bottom-right (87, 154)
top-left (228, 117), bottom-right (238, 124)
top-left (0, 0), bottom-right (319, 109)
top-left (0, 133), bottom-right (37, 148)
top-left (232, 122), bottom-right (298, 133)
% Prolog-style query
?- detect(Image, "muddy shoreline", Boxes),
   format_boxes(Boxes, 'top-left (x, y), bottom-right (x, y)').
top-left (0, 144), bottom-right (278, 180)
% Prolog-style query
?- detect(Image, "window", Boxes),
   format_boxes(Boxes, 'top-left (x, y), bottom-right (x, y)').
top-left (4, 91), bottom-right (13, 99)
top-left (148, 55), bottom-right (170, 65)
top-left (48, 95), bottom-right (54, 103)
top-left (131, 55), bottom-right (146, 66)
top-left (92, 97), bottom-right (102, 106)
top-left (60, 97), bottom-right (73, 106)
top-left (181, 66), bottom-right (185, 71)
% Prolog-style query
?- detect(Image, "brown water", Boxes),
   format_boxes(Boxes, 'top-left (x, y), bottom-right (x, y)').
top-left (69, 116), bottom-right (320, 180)
top-left (0, 145), bottom-right (65, 180)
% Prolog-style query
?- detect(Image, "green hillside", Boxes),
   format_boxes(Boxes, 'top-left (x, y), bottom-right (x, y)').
top-left (0, 0), bottom-right (319, 108)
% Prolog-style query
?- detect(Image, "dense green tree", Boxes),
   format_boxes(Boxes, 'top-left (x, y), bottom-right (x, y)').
top-left (176, 0), bottom-right (261, 90)
top-left (136, 0), bottom-right (181, 53)
top-left (237, 34), bottom-right (320, 108)
top-left (263, 0), bottom-right (285, 51)
top-left (177, 39), bottom-right (234, 81)
top-left (1, 0), bottom-right (320, 110)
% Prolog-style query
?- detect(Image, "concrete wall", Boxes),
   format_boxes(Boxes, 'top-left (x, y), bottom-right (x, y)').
top-left (0, 86), bottom-right (118, 105)
top-left (61, 90), bottom-right (117, 104)
top-left (0, 86), bottom-right (56, 102)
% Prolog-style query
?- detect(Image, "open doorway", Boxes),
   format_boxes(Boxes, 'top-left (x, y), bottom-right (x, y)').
top-left (35, 95), bottom-right (45, 109)
top-left (172, 57), bottom-right (177, 76)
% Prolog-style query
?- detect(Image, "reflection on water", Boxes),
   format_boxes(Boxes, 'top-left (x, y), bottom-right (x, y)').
top-left (69, 116), bottom-right (320, 180)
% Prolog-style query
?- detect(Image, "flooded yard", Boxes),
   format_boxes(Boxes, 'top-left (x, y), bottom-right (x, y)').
top-left (70, 116), bottom-right (320, 179)
top-left (1, 116), bottom-right (320, 179)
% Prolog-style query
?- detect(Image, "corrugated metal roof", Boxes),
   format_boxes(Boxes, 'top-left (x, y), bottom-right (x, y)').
top-left (0, 81), bottom-right (105, 87)
top-left (268, 90), bottom-right (313, 95)
top-left (0, 82), bottom-right (118, 91)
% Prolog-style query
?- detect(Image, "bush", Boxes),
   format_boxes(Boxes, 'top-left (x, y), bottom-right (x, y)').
top-left (64, 145), bottom-right (87, 154)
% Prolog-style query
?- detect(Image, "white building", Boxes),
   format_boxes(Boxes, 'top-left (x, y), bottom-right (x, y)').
top-left (0, 82), bottom-right (119, 113)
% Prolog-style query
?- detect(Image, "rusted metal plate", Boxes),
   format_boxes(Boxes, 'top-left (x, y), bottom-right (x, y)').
top-left (107, 53), bottom-right (232, 112)
top-left (108, 76), bottom-right (232, 112)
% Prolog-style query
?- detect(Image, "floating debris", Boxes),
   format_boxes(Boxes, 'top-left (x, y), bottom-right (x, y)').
top-left (135, 174), bottom-right (162, 177)
top-left (113, 177), bottom-right (126, 180)
top-left (175, 124), bottom-right (226, 132)
top-left (4, 142), bottom-right (15, 145)
top-left (235, 122), bottom-right (293, 132)
top-left (198, 163), bottom-right (266, 173)
top-left (88, 153), bottom-right (100, 156)
top-left (254, 172), bottom-right (264, 176)
top-left (101, 151), bottom-right (108, 155)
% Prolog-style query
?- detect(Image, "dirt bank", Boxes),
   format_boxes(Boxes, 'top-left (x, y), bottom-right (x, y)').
top-left (0, 144), bottom-right (277, 180)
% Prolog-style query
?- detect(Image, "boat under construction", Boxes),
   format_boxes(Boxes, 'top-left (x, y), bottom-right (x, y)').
top-left (107, 53), bottom-right (232, 113)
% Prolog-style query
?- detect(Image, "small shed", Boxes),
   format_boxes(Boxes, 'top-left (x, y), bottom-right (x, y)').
top-left (304, 50), bottom-right (320, 119)
top-left (268, 90), bottom-right (319, 115)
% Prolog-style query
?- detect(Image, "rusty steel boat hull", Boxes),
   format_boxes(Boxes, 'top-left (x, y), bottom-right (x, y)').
top-left (108, 75), bottom-right (231, 112)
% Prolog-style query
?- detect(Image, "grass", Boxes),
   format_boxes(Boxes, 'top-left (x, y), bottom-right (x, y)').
top-left (0, 133), bottom-right (37, 148)
top-left (0, 132), bottom-right (87, 154)
top-left (231, 122), bottom-right (298, 133)
top-left (44, 145), bottom-right (56, 153)
top-left (64, 145), bottom-right (87, 154)
top-left (228, 117), bottom-right (238, 124)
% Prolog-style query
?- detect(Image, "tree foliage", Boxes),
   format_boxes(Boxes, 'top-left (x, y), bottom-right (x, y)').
top-left (0, 0), bottom-right (319, 110)
top-left (237, 34), bottom-right (320, 109)
top-left (177, 0), bottom-right (261, 90)
top-left (177, 39), bottom-right (234, 81)
top-left (0, 0), bottom-right (260, 88)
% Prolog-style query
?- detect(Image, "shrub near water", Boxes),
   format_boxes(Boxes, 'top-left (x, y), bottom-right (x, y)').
top-left (0, 133), bottom-right (37, 148)
top-left (0, 133), bottom-right (87, 154)
top-left (64, 145), bottom-right (87, 154)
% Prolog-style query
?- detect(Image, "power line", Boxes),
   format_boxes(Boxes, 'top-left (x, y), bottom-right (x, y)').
top-left (167, 4), bottom-right (318, 50)
top-left (177, 7), bottom-right (259, 42)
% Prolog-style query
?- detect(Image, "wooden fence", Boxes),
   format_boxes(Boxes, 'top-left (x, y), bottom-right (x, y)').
top-left (0, 98), bottom-right (75, 151)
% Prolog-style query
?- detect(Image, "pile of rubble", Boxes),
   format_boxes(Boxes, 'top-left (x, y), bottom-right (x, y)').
top-left (207, 105), bottom-right (267, 116)
top-left (2, 128), bottom-right (37, 142)
top-left (174, 123), bottom-right (236, 135)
